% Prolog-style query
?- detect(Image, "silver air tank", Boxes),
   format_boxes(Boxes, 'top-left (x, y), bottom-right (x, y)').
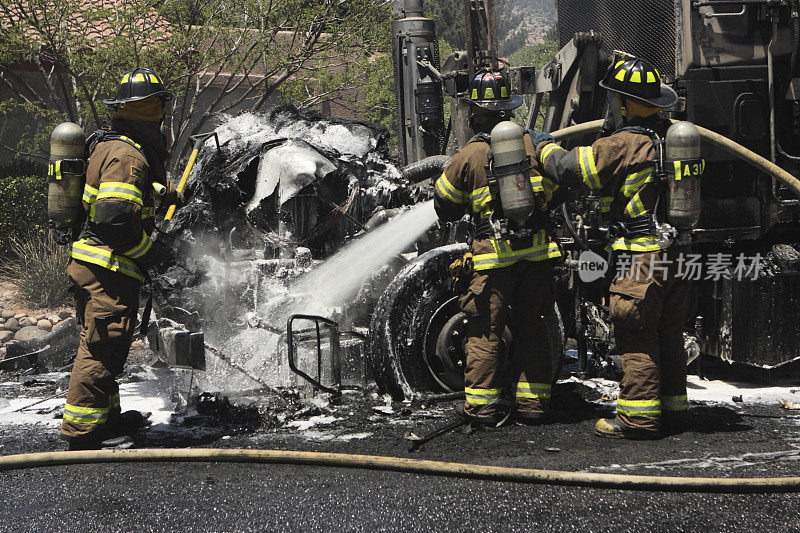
top-left (490, 121), bottom-right (534, 226)
top-left (664, 121), bottom-right (703, 231)
top-left (47, 122), bottom-right (85, 230)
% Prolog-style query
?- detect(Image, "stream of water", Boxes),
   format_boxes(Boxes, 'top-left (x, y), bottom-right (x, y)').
top-left (197, 200), bottom-right (437, 391)
top-left (292, 200), bottom-right (437, 311)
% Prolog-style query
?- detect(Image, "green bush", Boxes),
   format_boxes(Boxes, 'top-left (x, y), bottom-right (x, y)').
top-left (0, 163), bottom-right (48, 257)
top-left (0, 232), bottom-right (71, 308)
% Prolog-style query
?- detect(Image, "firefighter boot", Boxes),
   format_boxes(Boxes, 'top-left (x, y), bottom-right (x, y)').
top-left (594, 417), bottom-right (660, 440)
top-left (107, 410), bottom-right (152, 437)
top-left (514, 409), bottom-right (549, 426)
top-left (67, 427), bottom-right (134, 451)
top-left (454, 401), bottom-right (512, 428)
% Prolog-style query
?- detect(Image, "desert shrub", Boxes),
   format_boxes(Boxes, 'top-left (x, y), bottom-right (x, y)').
top-left (0, 232), bottom-right (71, 308)
top-left (0, 162), bottom-right (48, 257)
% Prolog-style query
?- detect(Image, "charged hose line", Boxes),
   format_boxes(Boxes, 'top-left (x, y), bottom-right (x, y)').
top-left (551, 119), bottom-right (800, 198)
top-left (1, 448), bottom-right (800, 493)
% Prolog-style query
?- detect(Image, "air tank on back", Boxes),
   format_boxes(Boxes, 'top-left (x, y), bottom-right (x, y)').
top-left (47, 122), bottom-right (86, 238)
top-left (490, 121), bottom-right (533, 226)
top-left (664, 121), bottom-right (703, 232)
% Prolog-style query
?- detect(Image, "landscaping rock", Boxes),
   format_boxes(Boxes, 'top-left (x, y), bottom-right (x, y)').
top-left (1, 310), bottom-right (14, 319)
top-left (34, 314), bottom-right (46, 321)
top-left (5, 318), bottom-right (80, 371)
top-left (0, 317), bottom-right (5, 324)
top-left (37, 320), bottom-right (53, 332)
top-left (19, 317), bottom-right (36, 327)
top-left (0, 331), bottom-right (13, 344)
top-left (46, 314), bottom-right (60, 324)
top-left (4, 318), bottom-right (20, 332)
top-left (57, 310), bottom-right (72, 319)
top-left (15, 326), bottom-right (49, 342)
top-left (13, 313), bottom-right (26, 319)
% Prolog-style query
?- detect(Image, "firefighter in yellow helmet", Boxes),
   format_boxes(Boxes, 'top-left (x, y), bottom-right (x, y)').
top-left (531, 56), bottom-right (693, 439)
top-left (434, 69), bottom-right (562, 427)
top-left (61, 68), bottom-right (184, 450)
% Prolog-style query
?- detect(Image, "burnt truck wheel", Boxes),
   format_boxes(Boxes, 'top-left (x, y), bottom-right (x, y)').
top-left (368, 243), bottom-right (565, 400)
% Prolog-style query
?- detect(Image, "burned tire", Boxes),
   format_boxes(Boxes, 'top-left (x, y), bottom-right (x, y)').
top-left (368, 243), bottom-right (565, 400)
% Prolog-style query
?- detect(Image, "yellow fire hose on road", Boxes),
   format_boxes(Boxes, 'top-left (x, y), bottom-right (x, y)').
top-left (551, 119), bottom-right (800, 198)
top-left (1, 448), bottom-right (799, 493)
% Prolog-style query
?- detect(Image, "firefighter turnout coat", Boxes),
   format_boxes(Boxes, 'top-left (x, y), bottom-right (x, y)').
top-left (535, 115), bottom-right (692, 434)
top-left (62, 128), bottom-right (169, 440)
top-left (434, 133), bottom-right (561, 421)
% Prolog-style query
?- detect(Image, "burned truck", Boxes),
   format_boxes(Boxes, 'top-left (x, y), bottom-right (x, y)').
top-left (377, 0), bottom-right (800, 398)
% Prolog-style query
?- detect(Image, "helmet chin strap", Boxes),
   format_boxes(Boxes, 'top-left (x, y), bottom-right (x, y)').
top-left (605, 92), bottom-right (625, 131)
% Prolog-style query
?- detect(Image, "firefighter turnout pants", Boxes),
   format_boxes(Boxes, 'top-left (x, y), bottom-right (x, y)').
top-left (61, 259), bottom-right (141, 439)
top-left (610, 247), bottom-right (693, 434)
top-left (460, 260), bottom-right (555, 420)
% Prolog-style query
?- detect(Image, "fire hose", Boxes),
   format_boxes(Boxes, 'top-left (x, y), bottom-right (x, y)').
top-left (1, 448), bottom-right (800, 493)
top-left (551, 119), bottom-right (800, 198)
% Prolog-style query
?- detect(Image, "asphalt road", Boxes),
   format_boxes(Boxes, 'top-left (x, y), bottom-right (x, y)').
top-left (2, 380), bottom-right (800, 532)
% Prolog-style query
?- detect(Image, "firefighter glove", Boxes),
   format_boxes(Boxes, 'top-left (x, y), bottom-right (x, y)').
top-left (449, 252), bottom-right (474, 282)
top-left (161, 181), bottom-right (186, 209)
top-left (528, 130), bottom-right (555, 147)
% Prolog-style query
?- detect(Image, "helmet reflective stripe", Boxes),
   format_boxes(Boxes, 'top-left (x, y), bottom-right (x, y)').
top-left (104, 67), bottom-right (172, 105)
top-left (599, 55), bottom-right (677, 108)
top-left (464, 68), bottom-right (523, 111)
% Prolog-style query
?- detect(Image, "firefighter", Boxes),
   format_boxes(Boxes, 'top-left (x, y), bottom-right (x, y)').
top-left (61, 68), bottom-right (183, 450)
top-left (434, 69), bottom-right (562, 427)
top-left (532, 56), bottom-right (692, 439)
